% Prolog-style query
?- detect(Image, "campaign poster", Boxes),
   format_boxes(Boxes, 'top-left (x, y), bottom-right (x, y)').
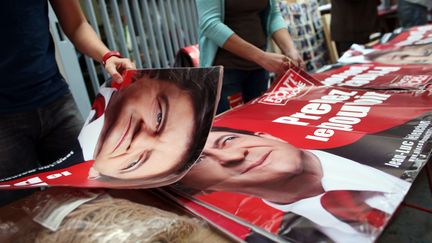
top-left (374, 24), bottom-right (432, 49)
top-left (172, 66), bottom-right (432, 243)
top-left (312, 63), bottom-right (432, 89)
top-left (157, 188), bottom-right (283, 243)
top-left (0, 67), bottom-right (222, 189)
top-left (337, 25), bottom-right (432, 65)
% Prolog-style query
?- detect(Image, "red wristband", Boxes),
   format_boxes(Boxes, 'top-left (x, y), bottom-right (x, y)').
top-left (102, 51), bottom-right (122, 65)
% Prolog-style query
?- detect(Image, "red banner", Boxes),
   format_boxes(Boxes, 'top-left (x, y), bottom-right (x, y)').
top-left (173, 66), bottom-right (432, 243)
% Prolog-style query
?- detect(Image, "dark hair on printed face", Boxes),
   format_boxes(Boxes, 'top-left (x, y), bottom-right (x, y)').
top-left (211, 126), bottom-right (257, 136)
top-left (141, 68), bottom-right (222, 174)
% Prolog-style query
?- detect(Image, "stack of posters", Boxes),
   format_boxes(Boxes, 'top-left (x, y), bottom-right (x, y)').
top-left (165, 26), bottom-right (432, 242)
top-left (161, 25), bottom-right (432, 242)
top-left (168, 65), bottom-right (432, 243)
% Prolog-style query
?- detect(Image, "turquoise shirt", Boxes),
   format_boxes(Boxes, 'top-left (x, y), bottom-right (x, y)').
top-left (196, 0), bottom-right (287, 67)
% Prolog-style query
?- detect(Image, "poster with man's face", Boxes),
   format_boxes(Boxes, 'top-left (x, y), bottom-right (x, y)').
top-left (374, 24), bottom-right (432, 49)
top-left (338, 24), bottom-right (432, 65)
top-left (173, 66), bottom-right (432, 243)
top-left (312, 63), bottom-right (432, 89)
top-left (0, 67), bottom-right (222, 189)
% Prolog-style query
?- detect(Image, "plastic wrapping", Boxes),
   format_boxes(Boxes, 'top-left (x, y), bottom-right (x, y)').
top-left (0, 188), bottom-right (232, 243)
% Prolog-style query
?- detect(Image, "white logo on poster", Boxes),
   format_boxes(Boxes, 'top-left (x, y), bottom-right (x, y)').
top-left (259, 72), bottom-right (313, 105)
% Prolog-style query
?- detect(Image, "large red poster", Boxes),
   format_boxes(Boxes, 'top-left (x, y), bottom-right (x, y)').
top-left (172, 66), bottom-right (432, 242)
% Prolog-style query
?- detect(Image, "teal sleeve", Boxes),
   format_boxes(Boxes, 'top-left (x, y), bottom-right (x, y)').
top-left (268, 0), bottom-right (288, 35)
top-left (196, 0), bottom-right (234, 46)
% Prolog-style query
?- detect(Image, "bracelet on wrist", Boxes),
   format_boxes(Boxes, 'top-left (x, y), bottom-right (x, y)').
top-left (102, 51), bottom-right (122, 65)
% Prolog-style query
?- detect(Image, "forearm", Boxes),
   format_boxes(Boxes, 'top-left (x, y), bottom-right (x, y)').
top-left (272, 28), bottom-right (296, 55)
top-left (50, 0), bottom-right (134, 83)
top-left (222, 34), bottom-right (265, 64)
top-left (50, 0), bottom-right (110, 62)
top-left (272, 28), bottom-right (305, 68)
top-left (66, 22), bottom-right (110, 63)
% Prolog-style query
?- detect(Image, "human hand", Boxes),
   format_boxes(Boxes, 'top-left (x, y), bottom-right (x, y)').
top-left (104, 56), bottom-right (135, 83)
top-left (256, 52), bottom-right (291, 75)
top-left (285, 48), bottom-right (305, 70)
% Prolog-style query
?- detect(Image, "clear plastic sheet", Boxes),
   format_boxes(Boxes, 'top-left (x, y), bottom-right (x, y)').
top-left (0, 188), bottom-right (231, 243)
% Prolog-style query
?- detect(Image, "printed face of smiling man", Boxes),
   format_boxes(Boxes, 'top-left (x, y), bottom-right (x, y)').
top-left (180, 129), bottom-right (307, 194)
top-left (91, 74), bottom-right (195, 181)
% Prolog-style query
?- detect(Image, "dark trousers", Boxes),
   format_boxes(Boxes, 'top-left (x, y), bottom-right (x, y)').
top-left (217, 68), bottom-right (269, 114)
top-left (335, 38), bottom-right (370, 57)
top-left (0, 92), bottom-right (83, 206)
top-left (398, 0), bottom-right (429, 28)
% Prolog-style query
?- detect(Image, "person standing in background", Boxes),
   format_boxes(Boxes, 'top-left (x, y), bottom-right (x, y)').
top-left (0, 0), bottom-right (134, 206)
top-left (330, 0), bottom-right (380, 56)
top-left (196, 0), bottom-right (304, 114)
top-left (398, 0), bottom-right (432, 28)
